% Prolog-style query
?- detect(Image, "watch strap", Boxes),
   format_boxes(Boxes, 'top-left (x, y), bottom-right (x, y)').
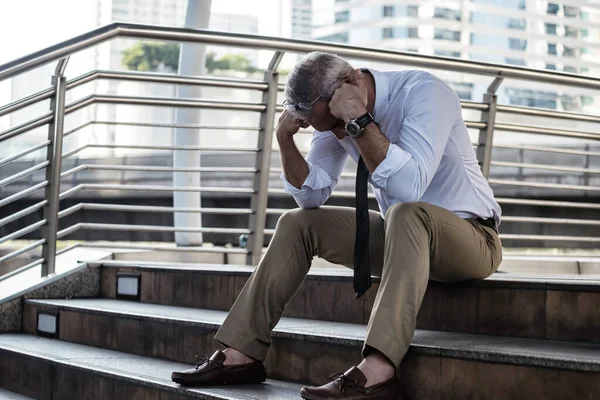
top-left (355, 112), bottom-right (374, 129)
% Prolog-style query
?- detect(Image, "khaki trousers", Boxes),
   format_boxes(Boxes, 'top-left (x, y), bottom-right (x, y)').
top-left (214, 202), bottom-right (502, 366)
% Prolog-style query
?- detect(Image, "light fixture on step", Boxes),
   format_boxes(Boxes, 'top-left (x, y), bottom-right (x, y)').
top-left (37, 311), bottom-right (59, 338)
top-left (116, 272), bottom-right (141, 300)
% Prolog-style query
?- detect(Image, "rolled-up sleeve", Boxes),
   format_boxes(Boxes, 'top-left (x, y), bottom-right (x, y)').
top-left (370, 80), bottom-right (460, 202)
top-left (280, 130), bottom-right (348, 209)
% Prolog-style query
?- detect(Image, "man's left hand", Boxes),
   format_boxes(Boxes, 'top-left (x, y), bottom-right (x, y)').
top-left (328, 68), bottom-right (368, 122)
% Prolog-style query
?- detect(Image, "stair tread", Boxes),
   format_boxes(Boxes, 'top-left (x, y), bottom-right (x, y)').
top-left (0, 388), bottom-right (35, 400)
top-left (96, 260), bottom-right (600, 290)
top-left (26, 298), bottom-right (600, 372)
top-left (0, 334), bottom-right (302, 399)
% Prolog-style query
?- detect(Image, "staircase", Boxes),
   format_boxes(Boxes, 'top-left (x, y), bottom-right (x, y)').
top-left (1, 259), bottom-right (599, 399)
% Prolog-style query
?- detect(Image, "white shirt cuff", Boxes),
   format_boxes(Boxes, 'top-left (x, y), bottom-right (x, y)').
top-left (281, 161), bottom-right (333, 195)
top-left (371, 144), bottom-right (412, 190)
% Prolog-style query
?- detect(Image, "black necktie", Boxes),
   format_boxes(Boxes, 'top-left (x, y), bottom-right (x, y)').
top-left (354, 156), bottom-right (371, 299)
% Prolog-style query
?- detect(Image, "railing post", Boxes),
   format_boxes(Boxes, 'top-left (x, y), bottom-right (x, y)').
top-left (246, 51), bottom-right (284, 266)
top-left (41, 57), bottom-right (69, 277)
top-left (477, 75), bottom-right (503, 179)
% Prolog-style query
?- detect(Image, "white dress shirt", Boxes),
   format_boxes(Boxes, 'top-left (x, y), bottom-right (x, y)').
top-left (281, 68), bottom-right (502, 224)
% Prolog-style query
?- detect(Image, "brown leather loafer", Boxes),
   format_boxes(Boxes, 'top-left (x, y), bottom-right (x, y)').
top-left (300, 366), bottom-right (405, 400)
top-left (171, 349), bottom-right (266, 387)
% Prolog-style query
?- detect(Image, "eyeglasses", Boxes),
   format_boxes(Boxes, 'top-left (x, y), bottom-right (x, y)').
top-left (282, 94), bottom-right (323, 114)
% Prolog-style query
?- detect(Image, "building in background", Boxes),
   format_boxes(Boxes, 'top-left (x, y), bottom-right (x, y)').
top-left (313, 0), bottom-right (600, 113)
top-left (291, 0), bottom-right (313, 40)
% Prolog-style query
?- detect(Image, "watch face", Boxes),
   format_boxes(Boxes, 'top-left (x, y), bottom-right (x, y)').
top-left (345, 121), bottom-right (360, 137)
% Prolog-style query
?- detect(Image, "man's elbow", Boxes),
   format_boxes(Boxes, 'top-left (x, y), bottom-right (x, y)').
top-left (293, 188), bottom-right (331, 209)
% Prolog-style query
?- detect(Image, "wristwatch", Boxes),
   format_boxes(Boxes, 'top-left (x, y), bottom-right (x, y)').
top-left (345, 112), bottom-right (374, 138)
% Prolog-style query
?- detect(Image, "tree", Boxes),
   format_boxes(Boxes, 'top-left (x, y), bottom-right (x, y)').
top-left (122, 42), bottom-right (260, 74)
top-left (122, 42), bottom-right (180, 72)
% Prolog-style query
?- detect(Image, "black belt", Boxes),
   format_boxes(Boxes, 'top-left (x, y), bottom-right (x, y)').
top-left (475, 217), bottom-right (498, 232)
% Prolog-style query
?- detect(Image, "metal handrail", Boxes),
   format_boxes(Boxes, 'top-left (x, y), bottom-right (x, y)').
top-left (60, 164), bottom-right (258, 179)
top-left (2, 22), bottom-right (600, 90)
top-left (0, 161), bottom-right (49, 188)
top-left (0, 141), bottom-right (51, 167)
top-left (0, 220), bottom-right (47, 245)
top-left (493, 144), bottom-right (600, 158)
top-left (0, 181), bottom-right (48, 208)
top-left (62, 143), bottom-right (259, 159)
top-left (490, 179), bottom-right (600, 192)
top-left (0, 200), bottom-right (48, 229)
top-left (491, 161), bottom-right (600, 175)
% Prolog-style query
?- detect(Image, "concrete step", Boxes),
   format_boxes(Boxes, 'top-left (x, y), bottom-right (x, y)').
top-left (0, 388), bottom-right (35, 400)
top-left (23, 298), bottom-right (600, 399)
top-left (98, 260), bottom-right (600, 343)
top-left (0, 334), bottom-right (302, 400)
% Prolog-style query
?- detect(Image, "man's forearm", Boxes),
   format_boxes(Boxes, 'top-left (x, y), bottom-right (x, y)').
top-left (354, 123), bottom-right (390, 173)
top-left (277, 134), bottom-right (309, 189)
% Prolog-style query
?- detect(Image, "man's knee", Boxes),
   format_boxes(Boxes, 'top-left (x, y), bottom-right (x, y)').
top-left (276, 207), bottom-right (320, 232)
top-left (385, 202), bottom-right (430, 223)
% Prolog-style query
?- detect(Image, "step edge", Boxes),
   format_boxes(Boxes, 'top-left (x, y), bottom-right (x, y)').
top-left (24, 299), bottom-right (600, 373)
top-left (0, 341), bottom-right (294, 399)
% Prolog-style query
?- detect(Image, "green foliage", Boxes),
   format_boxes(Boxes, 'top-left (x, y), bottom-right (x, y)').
top-left (122, 42), bottom-right (180, 72)
top-left (122, 42), bottom-right (259, 74)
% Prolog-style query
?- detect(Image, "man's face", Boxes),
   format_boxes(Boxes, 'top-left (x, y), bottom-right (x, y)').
top-left (305, 99), bottom-right (341, 132)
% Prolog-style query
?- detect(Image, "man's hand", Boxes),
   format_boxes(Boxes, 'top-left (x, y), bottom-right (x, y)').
top-left (328, 69), bottom-right (368, 122)
top-left (276, 110), bottom-right (309, 139)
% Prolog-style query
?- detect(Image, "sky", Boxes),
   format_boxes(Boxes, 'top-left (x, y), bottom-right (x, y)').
top-left (0, 0), bottom-right (284, 66)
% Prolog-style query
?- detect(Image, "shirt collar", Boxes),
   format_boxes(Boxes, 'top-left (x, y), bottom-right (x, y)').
top-left (361, 68), bottom-right (389, 124)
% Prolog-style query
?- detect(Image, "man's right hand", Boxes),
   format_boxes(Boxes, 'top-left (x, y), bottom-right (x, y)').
top-left (276, 110), bottom-right (309, 139)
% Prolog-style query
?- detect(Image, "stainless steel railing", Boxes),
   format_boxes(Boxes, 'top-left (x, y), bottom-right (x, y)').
top-left (1, 22), bottom-right (600, 279)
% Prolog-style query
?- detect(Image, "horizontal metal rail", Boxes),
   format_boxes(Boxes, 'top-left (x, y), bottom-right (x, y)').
top-left (76, 242), bottom-right (249, 254)
top-left (58, 184), bottom-right (255, 200)
top-left (57, 203), bottom-right (255, 218)
top-left (62, 143), bottom-right (259, 159)
top-left (491, 161), bottom-right (600, 175)
top-left (0, 220), bottom-right (46, 245)
top-left (500, 234), bottom-right (600, 242)
top-left (87, 120), bottom-right (261, 131)
top-left (64, 94), bottom-right (266, 115)
top-left (0, 141), bottom-right (51, 167)
top-left (3, 22), bottom-right (600, 90)
top-left (0, 112), bottom-right (53, 142)
top-left (490, 179), bottom-right (600, 192)
top-left (495, 104), bottom-right (600, 123)
top-left (0, 181), bottom-right (48, 208)
top-left (0, 200), bottom-right (48, 228)
top-left (496, 197), bottom-right (600, 209)
top-left (61, 120), bottom-right (95, 139)
top-left (493, 144), bottom-right (600, 158)
top-left (0, 239), bottom-right (45, 265)
top-left (59, 222), bottom-right (251, 235)
top-left (0, 87), bottom-right (54, 118)
top-left (494, 123), bottom-right (600, 141)
top-left (69, 70), bottom-right (269, 91)
top-left (270, 167), bottom-right (356, 178)
top-left (0, 258), bottom-right (44, 283)
top-left (0, 161), bottom-right (49, 188)
top-left (60, 164), bottom-right (257, 179)
top-left (501, 216), bottom-right (600, 226)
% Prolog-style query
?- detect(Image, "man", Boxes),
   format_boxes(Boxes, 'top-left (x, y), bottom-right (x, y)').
top-left (172, 51), bottom-right (502, 399)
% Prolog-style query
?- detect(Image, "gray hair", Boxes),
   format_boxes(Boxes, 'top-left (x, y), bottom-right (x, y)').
top-left (284, 51), bottom-right (354, 119)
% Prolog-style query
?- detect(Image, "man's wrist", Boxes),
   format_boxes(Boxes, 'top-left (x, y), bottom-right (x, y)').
top-left (343, 107), bottom-right (368, 122)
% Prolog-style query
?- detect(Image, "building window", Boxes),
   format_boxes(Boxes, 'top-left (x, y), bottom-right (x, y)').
top-left (547, 43), bottom-right (557, 55)
top-left (449, 82), bottom-right (473, 100)
top-left (335, 10), bottom-right (349, 23)
top-left (563, 46), bottom-right (576, 57)
top-left (563, 66), bottom-right (578, 73)
top-left (434, 28), bottom-right (461, 41)
top-left (506, 88), bottom-right (558, 109)
top-left (471, 0), bottom-right (525, 10)
top-left (408, 27), bottom-right (419, 37)
top-left (317, 32), bottom-right (349, 43)
top-left (470, 12), bottom-right (525, 30)
top-left (434, 7), bottom-right (461, 21)
top-left (547, 3), bottom-right (559, 14)
top-left (505, 58), bottom-right (526, 66)
top-left (408, 6), bottom-right (419, 16)
top-left (563, 6), bottom-right (579, 18)
top-left (383, 5), bottom-right (395, 17)
top-left (545, 23), bottom-right (557, 35)
top-left (434, 49), bottom-right (461, 58)
top-left (546, 63), bottom-right (556, 70)
top-left (508, 38), bottom-right (527, 50)
top-left (382, 27), bottom-right (394, 38)
top-left (565, 26), bottom-right (578, 38)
